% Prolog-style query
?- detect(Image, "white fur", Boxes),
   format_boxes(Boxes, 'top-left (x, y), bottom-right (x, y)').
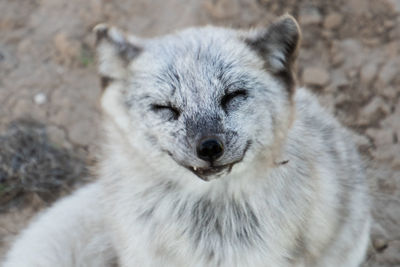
top-left (3, 184), bottom-right (116, 267)
top-left (3, 89), bottom-right (370, 267)
top-left (3, 19), bottom-right (370, 267)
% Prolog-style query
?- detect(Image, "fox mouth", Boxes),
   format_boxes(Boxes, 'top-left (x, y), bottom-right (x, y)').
top-left (186, 164), bottom-right (233, 181)
top-left (164, 141), bottom-right (252, 181)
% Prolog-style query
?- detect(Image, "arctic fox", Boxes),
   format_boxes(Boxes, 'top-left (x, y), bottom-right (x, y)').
top-left (3, 15), bottom-right (370, 267)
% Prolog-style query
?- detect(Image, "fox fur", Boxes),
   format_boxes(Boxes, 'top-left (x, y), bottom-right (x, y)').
top-left (3, 15), bottom-right (370, 267)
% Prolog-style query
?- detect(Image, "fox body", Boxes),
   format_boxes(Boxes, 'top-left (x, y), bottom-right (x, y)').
top-left (3, 16), bottom-right (370, 267)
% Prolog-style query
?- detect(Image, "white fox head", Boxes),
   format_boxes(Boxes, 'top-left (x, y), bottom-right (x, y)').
top-left (94, 15), bottom-right (300, 181)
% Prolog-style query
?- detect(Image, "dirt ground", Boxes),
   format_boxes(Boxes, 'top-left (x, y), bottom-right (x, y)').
top-left (0, 0), bottom-right (399, 265)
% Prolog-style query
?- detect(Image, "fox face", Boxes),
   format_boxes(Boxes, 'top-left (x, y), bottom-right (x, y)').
top-left (95, 16), bottom-right (300, 181)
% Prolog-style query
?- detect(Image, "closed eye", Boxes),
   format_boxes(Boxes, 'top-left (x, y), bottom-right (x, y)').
top-left (220, 90), bottom-right (248, 111)
top-left (151, 104), bottom-right (181, 120)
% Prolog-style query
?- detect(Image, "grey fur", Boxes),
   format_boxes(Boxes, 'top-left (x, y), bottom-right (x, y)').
top-left (3, 15), bottom-right (370, 267)
top-left (245, 16), bottom-right (300, 94)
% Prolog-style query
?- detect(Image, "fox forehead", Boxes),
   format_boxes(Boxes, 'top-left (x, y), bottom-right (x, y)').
top-left (96, 15), bottom-right (300, 100)
top-left (132, 27), bottom-right (262, 85)
top-left (128, 27), bottom-right (265, 99)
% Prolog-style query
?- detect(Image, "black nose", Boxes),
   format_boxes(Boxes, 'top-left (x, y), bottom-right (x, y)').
top-left (196, 138), bottom-right (224, 162)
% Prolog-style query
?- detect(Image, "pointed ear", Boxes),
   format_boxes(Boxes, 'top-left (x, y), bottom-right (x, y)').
top-left (93, 24), bottom-right (143, 82)
top-left (244, 14), bottom-right (301, 94)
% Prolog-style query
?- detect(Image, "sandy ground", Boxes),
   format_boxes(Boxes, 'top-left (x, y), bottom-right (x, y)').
top-left (0, 0), bottom-right (399, 265)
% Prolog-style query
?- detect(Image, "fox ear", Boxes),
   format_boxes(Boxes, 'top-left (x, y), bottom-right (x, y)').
top-left (245, 14), bottom-right (301, 94)
top-left (93, 24), bottom-right (143, 82)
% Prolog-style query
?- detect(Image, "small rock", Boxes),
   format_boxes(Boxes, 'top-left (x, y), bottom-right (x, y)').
top-left (203, 0), bottom-right (240, 19)
top-left (340, 39), bottom-right (364, 69)
top-left (299, 7), bottom-right (322, 25)
top-left (371, 144), bottom-right (400, 167)
top-left (68, 120), bottom-right (97, 147)
top-left (17, 39), bottom-right (32, 54)
top-left (34, 93), bottom-right (47, 105)
top-left (362, 38), bottom-right (380, 47)
top-left (382, 87), bottom-right (397, 99)
top-left (360, 63), bottom-right (378, 85)
top-left (381, 103), bottom-right (400, 141)
top-left (360, 97), bottom-right (390, 122)
top-left (378, 59), bottom-right (399, 85)
top-left (302, 67), bottom-right (330, 87)
top-left (392, 153), bottom-right (400, 168)
top-left (348, 0), bottom-right (368, 14)
top-left (331, 51), bottom-right (345, 67)
top-left (384, 20), bottom-right (395, 29)
top-left (347, 69), bottom-right (357, 79)
top-left (56, 65), bottom-right (66, 74)
top-left (0, 45), bottom-right (18, 72)
top-left (321, 30), bottom-right (333, 39)
top-left (330, 69), bottom-right (348, 88)
top-left (13, 98), bottom-right (34, 118)
top-left (323, 13), bottom-right (343, 29)
top-left (53, 33), bottom-right (80, 65)
top-left (385, 41), bottom-right (399, 58)
top-left (47, 125), bottom-right (69, 148)
top-left (366, 128), bottom-right (394, 147)
top-left (387, 0), bottom-right (400, 12)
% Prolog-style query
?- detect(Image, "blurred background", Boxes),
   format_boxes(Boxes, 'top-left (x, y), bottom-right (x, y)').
top-left (0, 0), bottom-right (399, 265)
